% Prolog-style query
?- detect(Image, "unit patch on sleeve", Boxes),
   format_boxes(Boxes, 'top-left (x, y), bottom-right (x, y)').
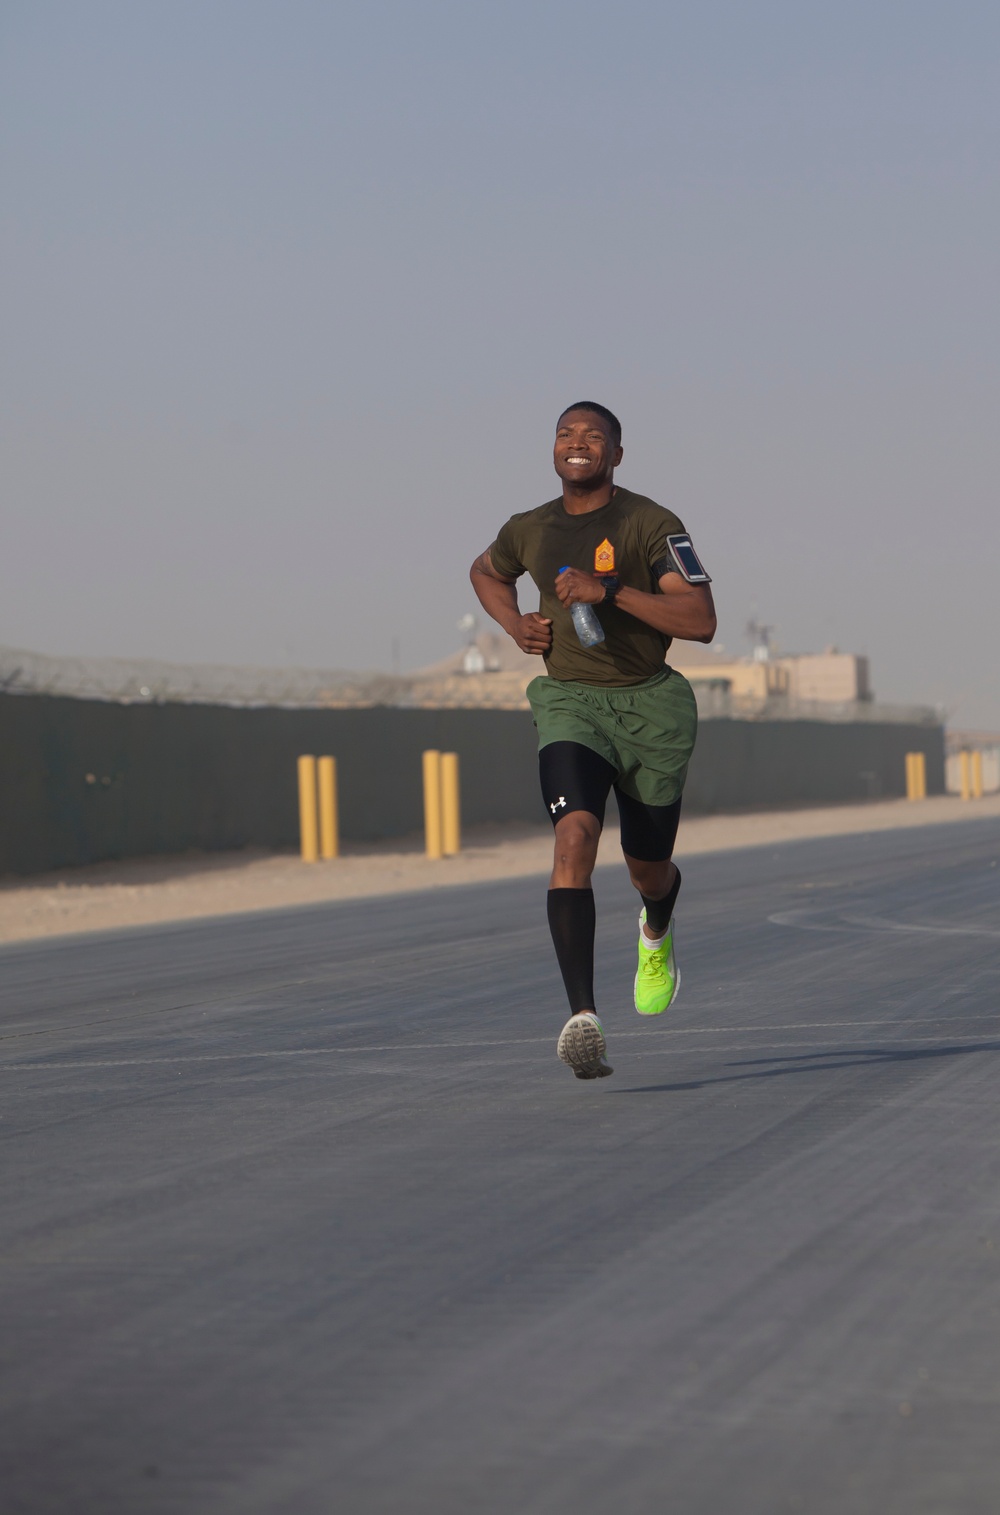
top-left (594, 538), bottom-right (616, 574)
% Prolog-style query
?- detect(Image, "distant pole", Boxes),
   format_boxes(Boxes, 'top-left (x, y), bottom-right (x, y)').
top-left (960, 750), bottom-right (972, 802)
top-left (971, 750), bottom-right (984, 801)
top-left (318, 755), bottom-right (339, 859)
top-left (423, 750), bottom-right (443, 858)
top-left (298, 755), bottom-right (319, 862)
top-left (441, 752), bottom-right (461, 856)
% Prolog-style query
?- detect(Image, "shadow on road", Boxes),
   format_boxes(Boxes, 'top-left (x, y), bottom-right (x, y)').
top-left (614, 1038), bottom-right (1000, 1094)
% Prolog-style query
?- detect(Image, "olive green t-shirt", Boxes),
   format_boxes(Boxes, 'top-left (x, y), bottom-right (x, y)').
top-left (489, 486), bottom-right (686, 686)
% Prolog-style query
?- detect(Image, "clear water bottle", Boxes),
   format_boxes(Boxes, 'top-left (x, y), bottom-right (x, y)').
top-left (559, 566), bottom-right (606, 648)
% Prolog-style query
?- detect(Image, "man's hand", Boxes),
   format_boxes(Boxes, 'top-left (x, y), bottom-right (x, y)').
top-left (555, 567), bottom-right (605, 607)
top-left (512, 613), bottom-right (553, 655)
top-left (470, 547), bottom-right (553, 656)
top-left (554, 562), bottom-right (718, 642)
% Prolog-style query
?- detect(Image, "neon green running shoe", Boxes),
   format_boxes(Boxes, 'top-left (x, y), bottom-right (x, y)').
top-left (634, 910), bottom-right (681, 1016)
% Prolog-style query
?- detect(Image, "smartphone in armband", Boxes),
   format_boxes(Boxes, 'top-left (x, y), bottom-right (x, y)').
top-left (666, 533), bottom-right (711, 584)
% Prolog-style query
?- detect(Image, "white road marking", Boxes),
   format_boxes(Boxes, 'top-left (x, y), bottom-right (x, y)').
top-left (770, 908), bottom-right (1000, 939)
top-left (843, 913), bottom-right (1000, 939)
top-left (3, 1021), bottom-right (1000, 1071)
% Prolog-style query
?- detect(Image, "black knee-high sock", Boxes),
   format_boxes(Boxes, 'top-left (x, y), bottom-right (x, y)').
top-left (546, 888), bottom-right (596, 1014)
top-left (641, 865), bottom-right (681, 936)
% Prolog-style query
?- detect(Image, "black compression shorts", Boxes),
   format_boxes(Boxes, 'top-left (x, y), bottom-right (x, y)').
top-left (538, 741), bottom-right (682, 862)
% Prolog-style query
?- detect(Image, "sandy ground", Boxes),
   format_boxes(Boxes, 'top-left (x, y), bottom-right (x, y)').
top-left (2, 792), bottom-right (999, 946)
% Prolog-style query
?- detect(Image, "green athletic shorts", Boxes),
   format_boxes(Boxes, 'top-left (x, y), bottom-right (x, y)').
top-left (526, 666), bottom-right (698, 808)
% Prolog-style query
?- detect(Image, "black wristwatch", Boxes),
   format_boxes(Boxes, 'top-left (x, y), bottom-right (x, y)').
top-left (601, 575), bottom-right (620, 607)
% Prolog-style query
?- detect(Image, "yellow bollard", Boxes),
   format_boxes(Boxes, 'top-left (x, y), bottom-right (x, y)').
top-left (318, 755), bottom-right (339, 859)
top-left (972, 750), bottom-right (984, 800)
top-left (423, 749), bottom-right (443, 858)
top-left (298, 754), bottom-right (319, 862)
top-left (906, 751), bottom-right (927, 801)
top-left (441, 751), bottom-right (461, 856)
top-left (960, 750), bottom-right (972, 802)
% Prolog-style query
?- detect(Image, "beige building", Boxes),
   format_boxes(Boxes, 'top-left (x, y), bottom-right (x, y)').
top-left (410, 631), bottom-right (873, 712)
top-left (669, 643), bottom-right (870, 707)
top-left (783, 652), bottom-right (870, 703)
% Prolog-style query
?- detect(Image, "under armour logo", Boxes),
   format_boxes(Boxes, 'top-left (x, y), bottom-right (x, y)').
top-left (550, 796), bottom-right (567, 814)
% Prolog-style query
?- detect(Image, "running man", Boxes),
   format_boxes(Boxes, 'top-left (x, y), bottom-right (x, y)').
top-left (470, 402), bottom-right (717, 1080)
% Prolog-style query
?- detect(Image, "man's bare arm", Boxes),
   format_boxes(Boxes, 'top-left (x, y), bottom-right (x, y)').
top-left (554, 567), bottom-right (717, 644)
top-left (470, 549), bottom-right (553, 656)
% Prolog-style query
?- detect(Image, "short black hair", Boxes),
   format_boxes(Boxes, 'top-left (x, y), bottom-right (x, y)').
top-left (558, 401), bottom-right (622, 448)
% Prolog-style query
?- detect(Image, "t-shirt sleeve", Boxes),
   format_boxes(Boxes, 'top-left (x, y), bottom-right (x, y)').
top-left (487, 515), bottom-right (527, 580)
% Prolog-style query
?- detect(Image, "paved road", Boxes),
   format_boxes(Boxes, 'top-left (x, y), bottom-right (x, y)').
top-left (2, 818), bottom-right (1000, 1514)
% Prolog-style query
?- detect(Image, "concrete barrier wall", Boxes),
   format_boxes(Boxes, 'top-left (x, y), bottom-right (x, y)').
top-left (0, 691), bottom-right (944, 877)
top-left (684, 718), bottom-right (945, 812)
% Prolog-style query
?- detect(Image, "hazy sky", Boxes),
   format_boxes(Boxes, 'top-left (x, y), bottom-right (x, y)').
top-left (3, 2), bottom-right (998, 725)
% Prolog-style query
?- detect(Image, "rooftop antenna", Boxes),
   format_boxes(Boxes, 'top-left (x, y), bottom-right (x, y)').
top-left (457, 613), bottom-right (485, 675)
top-left (746, 618), bottom-right (775, 664)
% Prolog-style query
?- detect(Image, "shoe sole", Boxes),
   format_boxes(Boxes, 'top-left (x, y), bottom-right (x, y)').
top-left (557, 1015), bottom-right (613, 1079)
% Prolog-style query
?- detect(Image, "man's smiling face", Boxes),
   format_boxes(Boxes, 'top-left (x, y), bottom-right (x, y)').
top-left (553, 408), bottom-right (623, 489)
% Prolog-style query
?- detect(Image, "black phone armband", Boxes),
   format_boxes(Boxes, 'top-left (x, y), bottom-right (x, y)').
top-left (653, 534), bottom-right (712, 585)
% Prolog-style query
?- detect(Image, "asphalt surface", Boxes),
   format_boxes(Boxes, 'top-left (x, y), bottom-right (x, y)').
top-left (2, 818), bottom-right (1000, 1515)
